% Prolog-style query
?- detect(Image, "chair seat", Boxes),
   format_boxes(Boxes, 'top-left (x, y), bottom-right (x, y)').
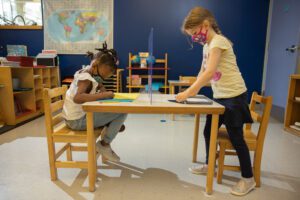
top-left (217, 127), bottom-right (257, 150)
top-left (53, 123), bottom-right (103, 143)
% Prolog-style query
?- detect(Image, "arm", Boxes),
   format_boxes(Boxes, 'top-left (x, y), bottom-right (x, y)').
top-left (97, 83), bottom-right (107, 92)
top-left (176, 47), bottom-right (222, 102)
top-left (73, 80), bottom-right (114, 104)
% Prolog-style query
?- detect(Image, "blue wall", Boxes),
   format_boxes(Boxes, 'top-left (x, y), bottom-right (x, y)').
top-left (0, 0), bottom-right (269, 97)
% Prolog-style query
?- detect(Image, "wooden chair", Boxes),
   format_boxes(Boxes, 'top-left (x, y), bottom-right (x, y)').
top-left (43, 86), bottom-right (103, 188)
top-left (216, 92), bottom-right (272, 187)
top-left (178, 76), bottom-right (197, 92)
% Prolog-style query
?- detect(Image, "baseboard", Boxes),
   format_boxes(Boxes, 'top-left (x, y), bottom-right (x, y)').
top-left (271, 104), bottom-right (285, 122)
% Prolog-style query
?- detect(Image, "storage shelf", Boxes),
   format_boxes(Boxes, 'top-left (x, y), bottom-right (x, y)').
top-left (0, 66), bottom-right (58, 125)
top-left (127, 53), bottom-right (169, 94)
top-left (127, 67), bottom-right (170, 70)
top-left (284, 74), bottom-right (300, 137)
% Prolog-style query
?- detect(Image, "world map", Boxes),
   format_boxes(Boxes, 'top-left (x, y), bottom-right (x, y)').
top-left (47, 10), bottom-right (109, 43)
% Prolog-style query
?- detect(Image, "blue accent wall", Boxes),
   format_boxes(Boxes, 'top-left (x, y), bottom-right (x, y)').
top-left (0, 0), bottom-right (269, 97)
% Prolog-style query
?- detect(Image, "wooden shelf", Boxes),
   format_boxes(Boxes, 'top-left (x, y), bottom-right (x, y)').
top-left (0, 25), bottom-right (43, 30)
top-left (0, 66), bottom-right (58, 125)
top-left (284, 74), bottom-right (300, 136)
top-left (13, 90), bottom-right (33, 95)
top-left (127, 67), bottom-right (170, 70)
top-left (126, 85), bottom-right (145, 88)
top-left (127, 53), bottom-right (169, 93)
top-left (34, 75), bottom-right (41, 79)
top-left (139, 75), bottom-right (165, 79)
top-left (126, 85), bottom-right (169, 89)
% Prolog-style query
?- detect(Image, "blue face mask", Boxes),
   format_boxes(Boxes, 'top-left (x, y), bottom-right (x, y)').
top-left (92, 75), bottom-right (104, 84)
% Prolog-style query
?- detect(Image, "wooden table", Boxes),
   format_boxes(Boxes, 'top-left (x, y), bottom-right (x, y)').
top-left (82, 94), bottom-right (225, 194)
top-left (168, 80), bottom-right (193, 95)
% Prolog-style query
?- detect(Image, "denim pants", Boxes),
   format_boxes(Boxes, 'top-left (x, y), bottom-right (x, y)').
top-left (65, 113), bottom-right (127, 143)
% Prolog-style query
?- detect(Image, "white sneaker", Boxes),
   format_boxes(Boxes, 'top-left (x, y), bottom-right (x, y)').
top-left (189, 164), bottom-right (208, 175)
top-left (231, 177), bottom-right (256, 196)
top-left (96, 141), bottom-right (120, 162)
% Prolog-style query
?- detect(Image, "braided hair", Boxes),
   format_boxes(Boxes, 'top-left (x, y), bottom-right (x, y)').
top-left (86, 42), bottom-right (119, 73)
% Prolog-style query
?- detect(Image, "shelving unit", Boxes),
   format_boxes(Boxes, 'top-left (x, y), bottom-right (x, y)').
top-left (284, 74), bottom-right (300, 136)
top-left (102, 69), bottom-right (124, 92)
top-left (0, 66), bottom-right (59, 125)
top-left (127, 53), bottom-right (169, 93)
top-left (0, 84), bottom-right (4, 127)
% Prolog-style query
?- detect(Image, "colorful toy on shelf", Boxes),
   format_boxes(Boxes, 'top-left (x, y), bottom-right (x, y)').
top-left (131, 55), bottom-right (140, 64)
top-left (146, 55), bottom-right (156, 65)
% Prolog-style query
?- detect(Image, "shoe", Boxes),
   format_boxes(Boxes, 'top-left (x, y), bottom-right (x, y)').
top-left (96, 141), bottom-right (120, 162)
top-left (188, 164), bottom-right (208, 175)
top-left (230, 177), bottom-right (256, 196)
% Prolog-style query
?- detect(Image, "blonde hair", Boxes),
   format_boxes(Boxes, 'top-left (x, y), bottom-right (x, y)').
top-left (181, 7), bottom-right (222, 35)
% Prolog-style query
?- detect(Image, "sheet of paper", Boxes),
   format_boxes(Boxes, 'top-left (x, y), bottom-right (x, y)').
top-left (114, 93), bottom-right (140, 100)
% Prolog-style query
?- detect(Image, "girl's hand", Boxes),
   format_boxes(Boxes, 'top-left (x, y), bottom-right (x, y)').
top-left (103, 91), bottom-right (114, 99)
top-left (176, 91), bottom-right (189, 102)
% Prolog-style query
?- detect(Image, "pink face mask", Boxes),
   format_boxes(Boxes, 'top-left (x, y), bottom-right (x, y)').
top-left (192, 28), bottom-right (208, 45)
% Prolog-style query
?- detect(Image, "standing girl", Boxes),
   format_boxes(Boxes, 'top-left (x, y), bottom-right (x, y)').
top-left (177, 7), bottom-right (255, 196)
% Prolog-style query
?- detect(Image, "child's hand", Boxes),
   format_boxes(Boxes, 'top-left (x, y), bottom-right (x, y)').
top-left (104, 91), bottom-right (114, 99)
top-left (176, 91), bottom-right (188, 102)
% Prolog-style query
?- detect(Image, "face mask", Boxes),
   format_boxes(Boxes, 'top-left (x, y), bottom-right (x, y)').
top-left (192, 27), bottom-right (208, 45)
top-left (92, 75), bottom-right (104, 84)
top-left (92, 67), bottom-right (104, 83)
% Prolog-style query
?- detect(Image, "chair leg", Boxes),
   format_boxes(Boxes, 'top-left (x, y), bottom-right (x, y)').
top-left (253, 152), bottom-right (262, 187)
top-left (66, 144), bottom-right (73, 161)
top-left (192, 114), bottom-right (200, 162)
top-left (47, 142), bottom-right (58, 181)
top-left (217, 144), bottom-right (225, 184)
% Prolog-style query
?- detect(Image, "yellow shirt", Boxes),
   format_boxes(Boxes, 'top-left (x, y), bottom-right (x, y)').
top-left (202, 34), bottom-right (247, 99)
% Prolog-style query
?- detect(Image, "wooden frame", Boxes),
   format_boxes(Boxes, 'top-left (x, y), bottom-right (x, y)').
top-left (216, 92), bottom-right (272, 187)
top-left (284, 74), bottom-right (300, 136)
top-left (43, 86), bottom-right (103, 186)
top-left (82, 94), bottom-right (225, 194)
top-left (0, 66), bottom-right (58, 125)
top-left (127, 53), bottom-right (169, 94)
top-left (0, 25), bottom-right (43, 30)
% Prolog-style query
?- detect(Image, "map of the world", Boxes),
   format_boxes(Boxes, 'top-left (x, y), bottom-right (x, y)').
top-left (47, 10), bottom-right (109, 43)
top-left (43, 0), bottom-right (113, 54)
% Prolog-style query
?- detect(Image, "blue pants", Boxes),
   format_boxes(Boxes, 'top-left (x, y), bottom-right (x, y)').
top-left (65, 113), bottom-right (127, 143)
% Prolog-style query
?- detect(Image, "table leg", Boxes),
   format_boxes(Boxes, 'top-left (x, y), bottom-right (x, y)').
top-left (206, 114), bottom-right (219, 195)
top-left (87, 112), bottom-right (96, 192)
top-left (170, 84), bottom-right (176, 120)
top-left (192, 114), bottom-right (200, 162)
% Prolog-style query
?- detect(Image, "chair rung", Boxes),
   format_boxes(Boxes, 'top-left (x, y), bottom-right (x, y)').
top-left (53, 136), bottom-right (88, 143)
top-left (55, 143), bottom-right (70, 159)
top-left (224, 165), bottom-right (241, 171)
top-left (225, 151), bottom-right (237, 156)
top-left (71, 146), bottom-right (88, 151)
top-left (55, 161), bottom-right (88, 169)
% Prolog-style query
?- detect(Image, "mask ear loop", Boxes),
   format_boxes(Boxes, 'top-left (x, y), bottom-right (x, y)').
top-left (185, 35), bottom-right (194, 50)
